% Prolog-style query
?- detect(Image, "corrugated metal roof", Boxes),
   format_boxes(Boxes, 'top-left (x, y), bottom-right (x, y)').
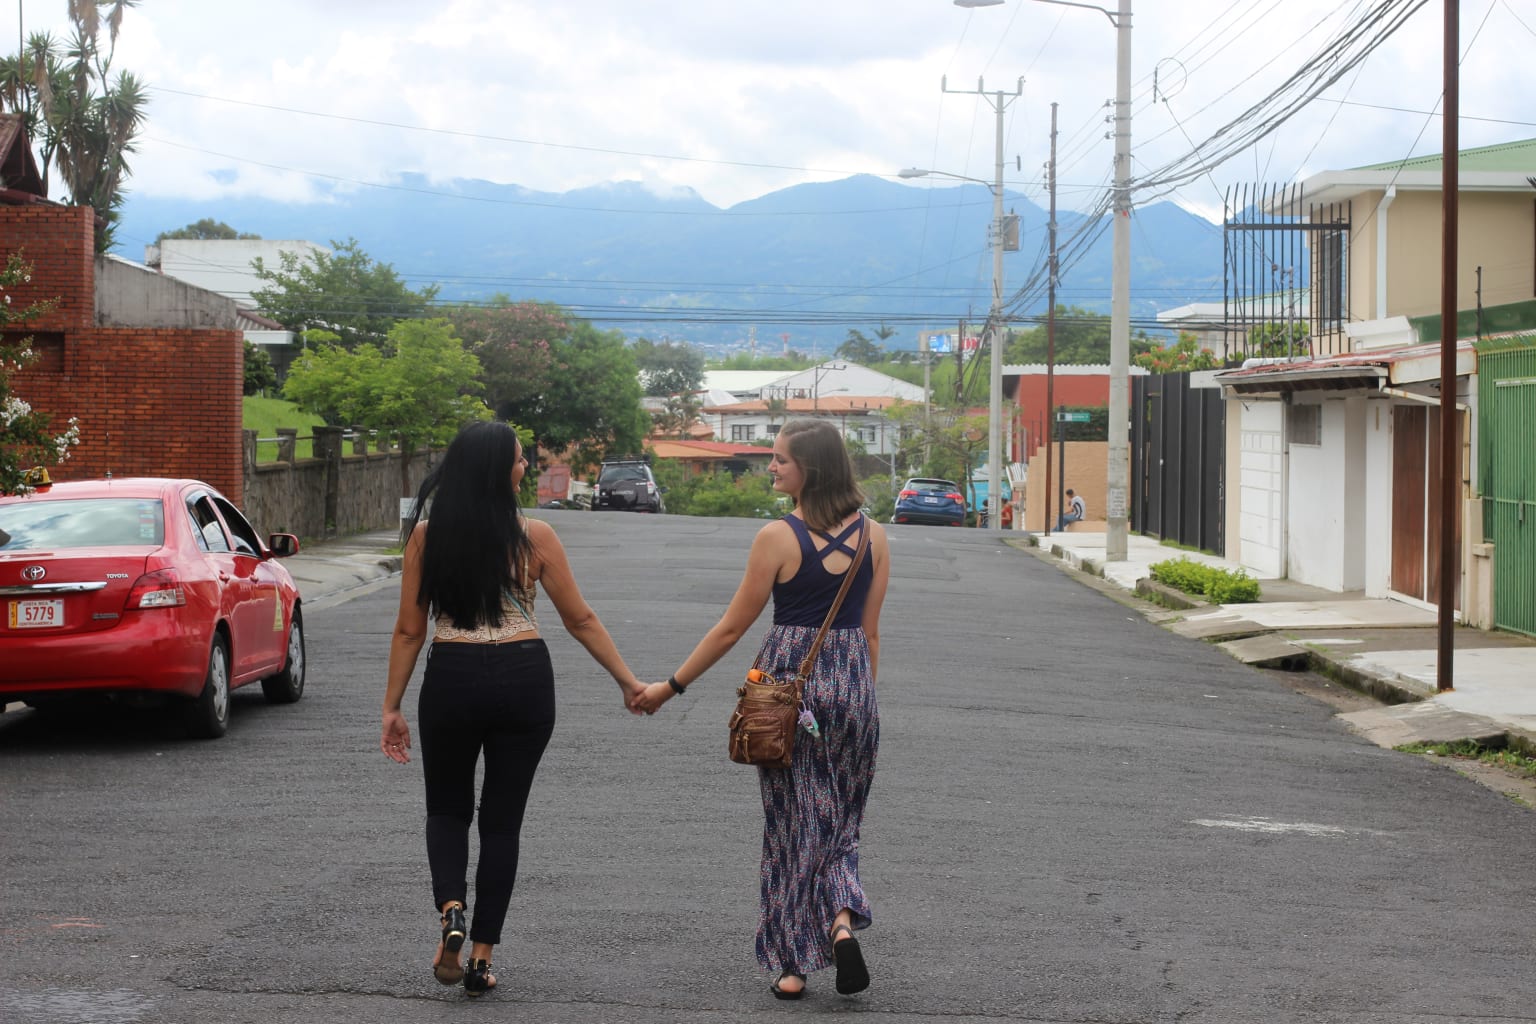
top-left (710, 395), bottom-right (900, 414)
top-left (1356, 137), bottom-right (1536, 174)
top-left (1214, 339), bottom-right (1477, 394)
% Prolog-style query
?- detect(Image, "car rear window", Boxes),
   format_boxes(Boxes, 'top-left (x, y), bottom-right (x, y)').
top-left (907, 479), bottom-right (959, 491)
top-left (599, 465), bottom-right (650, 484)
top-left (0, 498), bottom-right (165, 550)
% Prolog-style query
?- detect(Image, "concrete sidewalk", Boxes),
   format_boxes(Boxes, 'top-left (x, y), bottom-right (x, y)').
top-left (1021, 527), bottom-right (1536, 754)
top-left (283, 528), bottom-right (404, 611)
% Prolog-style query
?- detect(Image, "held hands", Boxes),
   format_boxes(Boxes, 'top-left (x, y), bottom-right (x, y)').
top-left (632, 680), bottom-right (675, 716)
top-left (381, 709), bottom-right (412, 764)
top-left (618, 674), bottom-right (647, 716)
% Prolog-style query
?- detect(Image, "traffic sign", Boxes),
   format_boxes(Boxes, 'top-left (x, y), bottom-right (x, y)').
top-left (1056, 411), bottom-right (1092, 423)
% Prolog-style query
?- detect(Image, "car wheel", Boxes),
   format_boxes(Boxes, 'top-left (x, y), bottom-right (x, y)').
top-left (184, 634), bottom-right (231, 739)
top-left (261, 607), bottom-right (306, 704)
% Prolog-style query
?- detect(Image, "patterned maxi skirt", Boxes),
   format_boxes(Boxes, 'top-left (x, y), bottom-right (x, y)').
top-left (752, 623), bottom-right (880, 975)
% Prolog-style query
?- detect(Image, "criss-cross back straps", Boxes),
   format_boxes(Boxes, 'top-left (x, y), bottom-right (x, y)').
top-left (815, 517), bottom-right (864, 562)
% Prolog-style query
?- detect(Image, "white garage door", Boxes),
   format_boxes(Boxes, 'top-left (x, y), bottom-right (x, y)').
top-left (1237, 402), bottom-right (1284, 578)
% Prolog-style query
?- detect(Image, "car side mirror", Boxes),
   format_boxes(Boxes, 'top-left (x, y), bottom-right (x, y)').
top-left (267, 533), bottom-right (301, 558)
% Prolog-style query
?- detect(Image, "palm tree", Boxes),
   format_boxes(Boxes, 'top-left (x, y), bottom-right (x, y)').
top-left (1, 1), bottom-right (147, 251)
top-left (765, 395), bottom-right (788, 435)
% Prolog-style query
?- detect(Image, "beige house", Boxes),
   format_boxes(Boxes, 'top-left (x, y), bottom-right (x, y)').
top-left (1215, 139), bottom-right (1536, 629)
top-left (1274, 138), bottom-right (1536, 350)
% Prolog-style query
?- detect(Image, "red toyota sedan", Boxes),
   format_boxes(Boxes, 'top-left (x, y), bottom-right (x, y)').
top-left (0, 478), bottom-right (304, 738)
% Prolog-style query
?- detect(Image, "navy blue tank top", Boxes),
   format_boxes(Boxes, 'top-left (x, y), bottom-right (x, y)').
top-left (772, 514), bottom-right (873, 628)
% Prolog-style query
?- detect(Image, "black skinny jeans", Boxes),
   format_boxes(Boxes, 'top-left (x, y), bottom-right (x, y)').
top-left (418, 639), bottom-right (555, 946)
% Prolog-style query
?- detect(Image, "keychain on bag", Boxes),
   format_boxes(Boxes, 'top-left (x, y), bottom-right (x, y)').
top-left (797, 702), bottom-right (820, 739)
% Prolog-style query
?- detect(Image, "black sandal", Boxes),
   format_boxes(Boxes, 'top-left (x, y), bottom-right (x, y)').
top-left (770, 970), bottom-right (806, 1000)
top-left (464, 958), bottom-right (496, 997)
top-left (433, 903), bottom-right (467, 985)
top-left (831, 922), bottom-right (869, 995)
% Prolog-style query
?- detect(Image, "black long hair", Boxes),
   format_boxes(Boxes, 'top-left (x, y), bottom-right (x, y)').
top-left (402, 421), bottom-right (533, 629)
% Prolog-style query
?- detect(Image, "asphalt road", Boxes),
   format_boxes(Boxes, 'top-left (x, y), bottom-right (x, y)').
top-left (2, 511), bottom-right (1534, 1024)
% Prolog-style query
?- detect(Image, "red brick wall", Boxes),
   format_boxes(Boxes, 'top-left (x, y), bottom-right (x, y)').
top-left (3, 205), bottom-right (245, 503)
top-left (1014, 371), bottom-right (1112, 458)
top-left (1, 205), bottom-right (94, 331)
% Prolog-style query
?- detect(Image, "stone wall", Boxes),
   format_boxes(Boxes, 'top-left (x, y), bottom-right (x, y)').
top-left (241, 428), bottom-right (436, 540)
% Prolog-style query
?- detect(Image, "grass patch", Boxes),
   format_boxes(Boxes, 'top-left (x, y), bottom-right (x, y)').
top-left (1395, 739), bottom-right (1536, 778)
top-left (1149, 556), bottom-right (1261, 603)
top-left (243, 396), bottom-right (325, 462)
top-left (1158, 537), bottom-right (1220, 557)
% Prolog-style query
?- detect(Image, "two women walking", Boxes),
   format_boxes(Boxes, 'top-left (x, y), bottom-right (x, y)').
top-left (381, 418), bottom-right (889, 1001)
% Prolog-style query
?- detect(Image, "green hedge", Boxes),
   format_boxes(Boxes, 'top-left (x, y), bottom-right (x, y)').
top-left (1149, 556), bottom-right (1261, 604)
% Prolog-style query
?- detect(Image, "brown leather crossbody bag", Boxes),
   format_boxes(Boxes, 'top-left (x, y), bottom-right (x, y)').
top-left (727, 514), bottom-right (869, 769)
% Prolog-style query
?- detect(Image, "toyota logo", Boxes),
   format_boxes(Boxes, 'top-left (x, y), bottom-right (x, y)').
top-left (21, 565), bottom-right (46, 582)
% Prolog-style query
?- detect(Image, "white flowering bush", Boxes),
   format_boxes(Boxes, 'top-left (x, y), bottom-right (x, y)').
top-left (1, 252), bottom-right (75, 495)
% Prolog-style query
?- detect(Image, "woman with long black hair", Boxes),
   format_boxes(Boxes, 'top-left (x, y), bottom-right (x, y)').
top-left (381, 420), bottom-right (643, 997)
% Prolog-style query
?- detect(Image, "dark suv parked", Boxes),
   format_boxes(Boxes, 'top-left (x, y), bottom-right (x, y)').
top-left (593, 458), bottom-right (665, 514)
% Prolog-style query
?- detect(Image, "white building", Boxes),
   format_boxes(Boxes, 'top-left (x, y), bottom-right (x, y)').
top-left (144, 238), bottom-right (330, 307)
top-left (698, 362), bottom-right (924, 456)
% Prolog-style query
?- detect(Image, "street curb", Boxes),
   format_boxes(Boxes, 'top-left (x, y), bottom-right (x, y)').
top-left (1021, 538), bottom-right (1536, 761)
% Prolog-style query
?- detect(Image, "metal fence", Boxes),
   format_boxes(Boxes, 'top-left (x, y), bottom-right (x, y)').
top-left (1223, 183), bottom-right (1352, 359)
top-left (1131, 372), bottom-right (1226, 555)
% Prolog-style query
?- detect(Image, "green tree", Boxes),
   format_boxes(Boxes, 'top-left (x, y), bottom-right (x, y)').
top-left (1, 2), bottom-right (148, 252)
top-left (656, 391), bottom-right (703, 439)
top-left (445, 301), bottom-right (561, 421)
top-left (158, 218), bottom-right (261, 242)
top-left (251, 238), bottom-right (439, 349)
top-left (1006, 305), bottom-right (1158, 365)
top-left (1248, 321), bottom-right (1310, 358)
top-left (652, 459), bottom-right (777, 518)
top-left (836, 329), bottom-right (883, 365)
top-left (633, 338), bottom-right (706, 397)
top-left (243, 339), bottom-right (277, 396)
top-left (527, 320), bottom-right (649, 471)
top-left (710, 352), bottom-right (812, 371)
top-left (0, 252), bottom-right (79, 495)
top-left (282, 318), bottom-right (489, 494)
top-left (1133, 331), bottom-right (1220, 374)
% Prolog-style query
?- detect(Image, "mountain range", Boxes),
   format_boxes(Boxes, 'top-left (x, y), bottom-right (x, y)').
top-left (114, 173), bottom-right (1226, 354)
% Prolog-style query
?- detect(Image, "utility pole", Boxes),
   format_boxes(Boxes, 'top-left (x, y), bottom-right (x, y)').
top-left (942, 76), bottom-right (1022, 534)
top-left (1044, 102), bottom-right (1059, 536)
top-left (1105, 0), bottom-right (1133, 560)
top-left (1436, 0), bottom-right (1459, 692)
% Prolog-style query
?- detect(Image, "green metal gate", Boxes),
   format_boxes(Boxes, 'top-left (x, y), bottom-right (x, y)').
top-left (1476, 337), bottom-right (1536, 637)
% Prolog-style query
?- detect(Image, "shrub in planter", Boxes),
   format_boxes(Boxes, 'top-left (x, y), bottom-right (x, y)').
top-left (1149, 556), bottom-right (1261, 604)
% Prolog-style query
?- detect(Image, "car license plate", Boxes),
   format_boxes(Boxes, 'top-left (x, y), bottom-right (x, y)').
top-left (923, 496), bottom-right (939, 504)
top-left (8, 599), bottom-right (64, 629)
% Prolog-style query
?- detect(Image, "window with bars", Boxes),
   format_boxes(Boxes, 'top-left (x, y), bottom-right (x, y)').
top-left (1288, 404), bottom-right (1322, 446)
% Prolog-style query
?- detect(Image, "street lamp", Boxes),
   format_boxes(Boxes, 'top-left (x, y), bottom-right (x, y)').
top-left (899, 94), bottom-right (1017, 537)
top-left (955, 0), bottom-right (1131, 559)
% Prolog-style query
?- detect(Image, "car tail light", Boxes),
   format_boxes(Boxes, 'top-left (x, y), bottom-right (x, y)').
top-left (126, 568), bottom-right (185, 609)
top-left (946, 492), bottom-right (965, 503)
top-left (898, 490), bottom-right (917, 499)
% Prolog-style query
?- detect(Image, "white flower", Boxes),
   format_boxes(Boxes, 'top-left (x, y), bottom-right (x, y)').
top-left (1, 396), bottom-right (32, 427)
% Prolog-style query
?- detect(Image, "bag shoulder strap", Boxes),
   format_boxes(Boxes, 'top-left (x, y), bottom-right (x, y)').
top-left (795, 512), bottom-right (869, 679)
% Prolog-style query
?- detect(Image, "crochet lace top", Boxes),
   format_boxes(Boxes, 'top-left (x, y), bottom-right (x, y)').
top-left (433, 574), bottom-right (539, 643)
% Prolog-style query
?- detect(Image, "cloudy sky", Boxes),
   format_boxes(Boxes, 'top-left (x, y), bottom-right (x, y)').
top-left (21, 0), bottom-right (1536, 222)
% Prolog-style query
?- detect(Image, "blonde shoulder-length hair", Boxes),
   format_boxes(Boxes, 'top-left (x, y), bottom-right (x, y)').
top-left (778, 419), bottom-right (864, 533)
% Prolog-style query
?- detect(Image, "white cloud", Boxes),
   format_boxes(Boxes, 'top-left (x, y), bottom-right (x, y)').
top-left (20, 0), bottom-right (1534, 216)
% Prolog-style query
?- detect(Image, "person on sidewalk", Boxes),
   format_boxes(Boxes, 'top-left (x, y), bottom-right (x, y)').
top-left (633, 419), bottom-right (892, 1001)
top-left (380, 420), bottom-right (644, 998)
top-left (1057, 488), bottom-right (1086, 531)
